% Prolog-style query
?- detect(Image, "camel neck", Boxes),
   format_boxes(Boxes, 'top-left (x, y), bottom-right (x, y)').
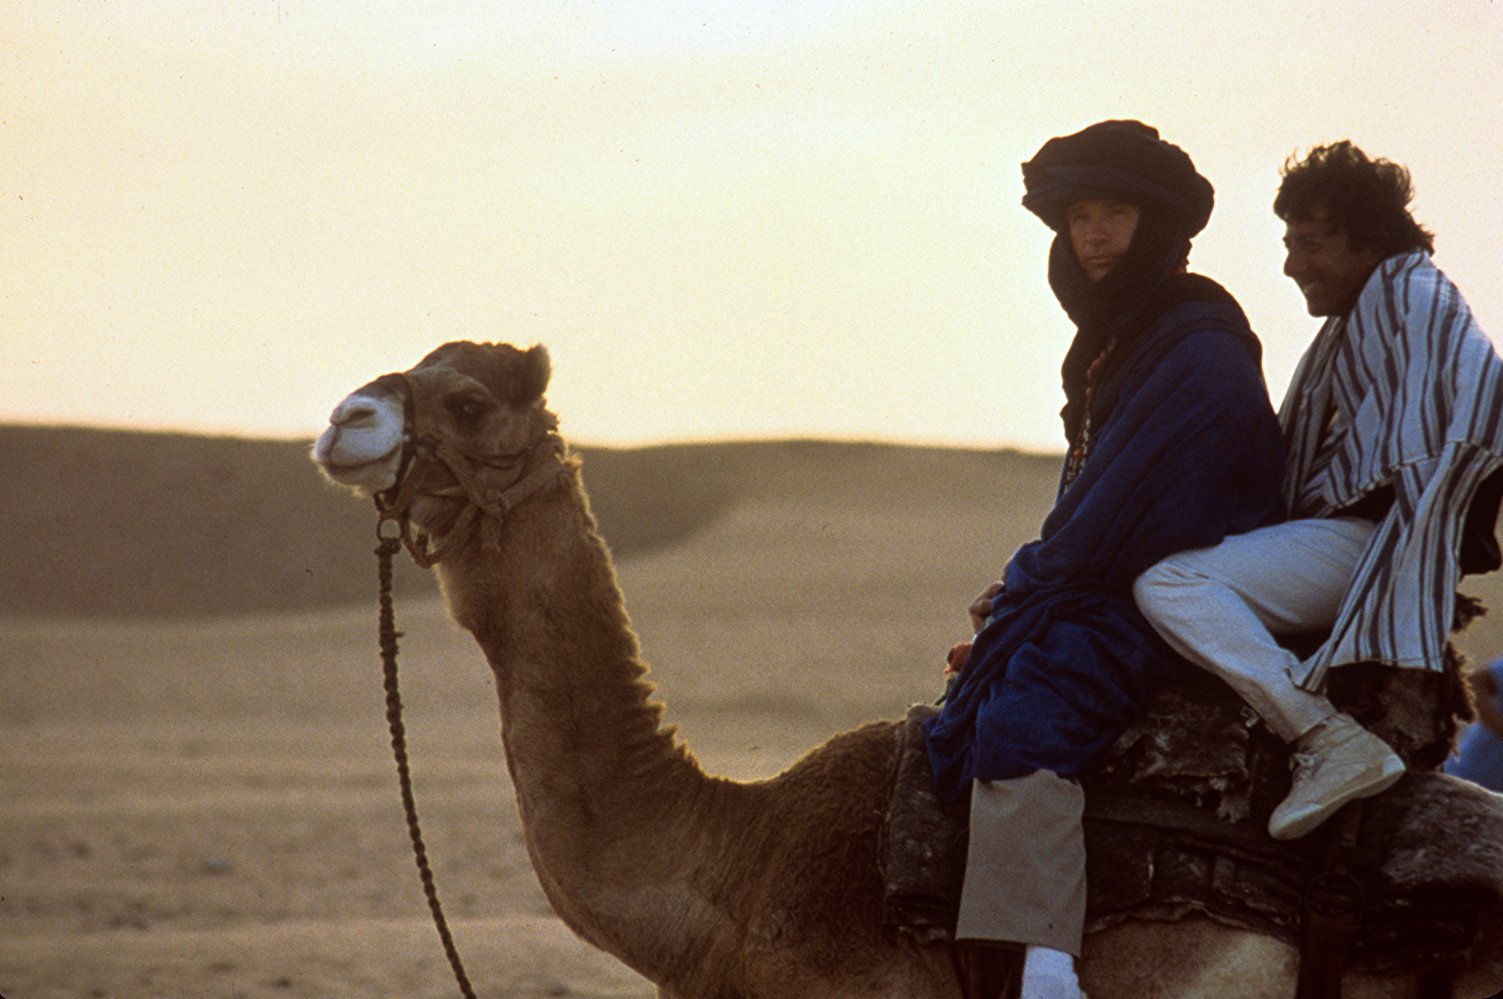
top-left (433, 466), bottom-right (730, 979)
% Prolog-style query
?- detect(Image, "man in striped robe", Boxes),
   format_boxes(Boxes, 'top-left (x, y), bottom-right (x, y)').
top-left (1133, 141), bottom-right (1503, 840)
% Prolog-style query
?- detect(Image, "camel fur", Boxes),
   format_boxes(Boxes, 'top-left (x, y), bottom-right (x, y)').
top-left (314, 340), bottom-right (1503, 999)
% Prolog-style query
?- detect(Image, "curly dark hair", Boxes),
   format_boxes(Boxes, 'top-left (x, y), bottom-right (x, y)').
top-left (1274, 141), bottom-right (1434, 256)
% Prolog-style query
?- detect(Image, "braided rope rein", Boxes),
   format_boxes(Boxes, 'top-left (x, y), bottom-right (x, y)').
top-left (377, 520), bottom-right (478, 999)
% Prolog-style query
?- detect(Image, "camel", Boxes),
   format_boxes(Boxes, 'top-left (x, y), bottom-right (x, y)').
top-left (313, 340), bottom-right (1503, 998)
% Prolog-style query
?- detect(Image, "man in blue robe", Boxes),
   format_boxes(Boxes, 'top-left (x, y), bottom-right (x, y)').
top-left (925, 121), bottom-right (1286, 999)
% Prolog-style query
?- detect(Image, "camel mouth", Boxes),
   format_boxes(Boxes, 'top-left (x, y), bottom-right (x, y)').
top-left (317, 439), bottom-right (403, 477)
top-left (313, 431), bottom-right (404, 493)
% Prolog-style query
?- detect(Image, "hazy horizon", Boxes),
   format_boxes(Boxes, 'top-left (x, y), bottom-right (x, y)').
top-left (0, 415), bottom-right (1070, 453)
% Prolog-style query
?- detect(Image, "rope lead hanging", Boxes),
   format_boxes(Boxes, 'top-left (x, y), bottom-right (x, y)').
top-left (377, 520), bottom-right (478, 999)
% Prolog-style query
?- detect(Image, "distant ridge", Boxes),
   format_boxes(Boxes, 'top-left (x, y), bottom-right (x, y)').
top-left (0, 425), bottom-right (1061, 619)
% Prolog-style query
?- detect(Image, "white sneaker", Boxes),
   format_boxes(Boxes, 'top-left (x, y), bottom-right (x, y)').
top-left (1268, 713), bottom-right (1405, 841)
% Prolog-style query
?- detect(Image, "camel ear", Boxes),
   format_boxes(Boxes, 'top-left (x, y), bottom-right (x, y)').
top-left (515, 344), bottom-right (551, 404)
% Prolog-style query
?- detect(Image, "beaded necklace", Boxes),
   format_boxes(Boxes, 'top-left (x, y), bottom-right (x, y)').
top-left (1062, 336), bottom-right (1118, 488)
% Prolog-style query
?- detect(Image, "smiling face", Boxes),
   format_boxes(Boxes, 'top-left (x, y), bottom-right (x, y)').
top-left (1282, 208), bottom-right (1385, 317)
top-left (1066, 197), bottom-right (1142, 282)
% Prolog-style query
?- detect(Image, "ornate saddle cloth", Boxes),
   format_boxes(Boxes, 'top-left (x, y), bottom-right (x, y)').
top-left (880, 646), bottom-right (1503, 972)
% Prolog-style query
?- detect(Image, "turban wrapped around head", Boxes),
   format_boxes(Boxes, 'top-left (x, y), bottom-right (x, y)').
top-left (1021, 119), bottom-right (1214, 237)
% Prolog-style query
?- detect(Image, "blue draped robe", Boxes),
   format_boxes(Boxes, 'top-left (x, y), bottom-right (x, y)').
top-left (925, 287), bottom-right (1286, 804)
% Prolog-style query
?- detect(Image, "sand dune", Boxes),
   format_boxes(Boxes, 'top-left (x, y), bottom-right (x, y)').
top-left (3, 426), bottom-right (1500, 997)
top-left (0, 425), bottom-right (759, 619)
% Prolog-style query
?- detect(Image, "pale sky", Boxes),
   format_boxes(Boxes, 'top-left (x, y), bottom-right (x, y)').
top-left (6, 1), bottom-right (1503, 451)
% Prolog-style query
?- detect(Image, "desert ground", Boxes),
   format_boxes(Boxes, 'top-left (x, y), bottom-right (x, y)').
top-left (4, 427), bottom-right (1502, 998)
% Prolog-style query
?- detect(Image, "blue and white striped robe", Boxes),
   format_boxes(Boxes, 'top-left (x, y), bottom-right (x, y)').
top-left (1282, 251), bottom-right (1503, 690)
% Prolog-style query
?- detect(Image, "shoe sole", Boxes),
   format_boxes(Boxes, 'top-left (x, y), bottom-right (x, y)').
top-left (1268, 757), bottom-right (1406, 841)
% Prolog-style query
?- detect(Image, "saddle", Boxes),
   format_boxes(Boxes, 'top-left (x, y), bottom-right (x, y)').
top-left (881, 606), bottom-right (1503, 987)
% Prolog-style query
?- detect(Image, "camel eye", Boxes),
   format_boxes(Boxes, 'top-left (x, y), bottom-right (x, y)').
top-left (448, 396), bottom-right (489, 425)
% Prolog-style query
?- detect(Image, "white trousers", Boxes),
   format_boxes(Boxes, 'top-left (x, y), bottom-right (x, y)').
top-left (1132, 517), bottom-right (1377, 743)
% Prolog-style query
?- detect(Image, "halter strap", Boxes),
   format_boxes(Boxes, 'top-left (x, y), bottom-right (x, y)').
top-left (375, 372), bottom-right (567, 567)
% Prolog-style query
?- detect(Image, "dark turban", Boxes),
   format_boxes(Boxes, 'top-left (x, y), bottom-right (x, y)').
top-left (1021, 119), bottom-right (1214, 238)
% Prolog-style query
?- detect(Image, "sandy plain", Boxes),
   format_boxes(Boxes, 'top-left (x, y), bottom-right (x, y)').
top-left (4, 428), bottom-right (1501, 999)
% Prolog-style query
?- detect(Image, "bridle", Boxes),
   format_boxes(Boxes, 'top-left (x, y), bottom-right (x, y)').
top-left (367, 369), bottom-right (567, 999)
top-left (373, 371), bottom-right (568, 568)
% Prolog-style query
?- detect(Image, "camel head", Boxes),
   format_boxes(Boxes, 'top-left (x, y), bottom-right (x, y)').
top-left (313, 341), bottom-right (558, 555)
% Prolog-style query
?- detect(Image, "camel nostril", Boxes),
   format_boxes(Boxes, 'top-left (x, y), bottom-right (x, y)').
top-left (332, 399), bottom-right (380, 429)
